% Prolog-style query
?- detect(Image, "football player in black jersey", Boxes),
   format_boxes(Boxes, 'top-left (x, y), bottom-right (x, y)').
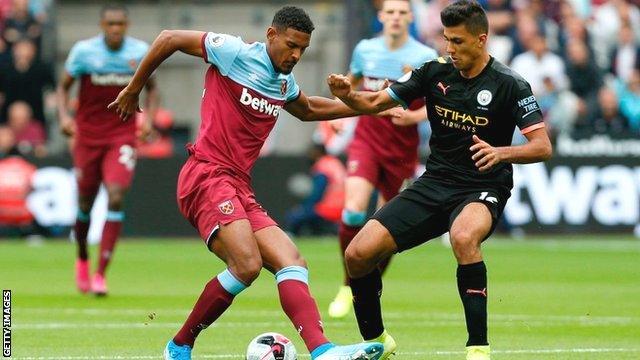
top-left (327, 1), bottom-right (552, 359)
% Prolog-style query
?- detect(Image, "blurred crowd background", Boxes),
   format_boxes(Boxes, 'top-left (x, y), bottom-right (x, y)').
top-left (1, 0), bottom-right (639, 238)
top-left (0, 0), bottom-right (638, 160)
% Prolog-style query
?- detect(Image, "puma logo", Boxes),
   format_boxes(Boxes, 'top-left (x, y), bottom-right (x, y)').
top-left (437, 81), bottom-right (451, 95)
top-left (466, 288), bottom-right (487, 297)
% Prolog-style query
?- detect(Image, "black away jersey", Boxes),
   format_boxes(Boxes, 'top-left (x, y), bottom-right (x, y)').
top-left (387, 56), bottom-right (544, 188)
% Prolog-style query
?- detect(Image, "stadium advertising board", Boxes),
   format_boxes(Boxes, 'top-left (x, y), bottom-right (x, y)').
top-left (24, 155), bottom-right (639, 236)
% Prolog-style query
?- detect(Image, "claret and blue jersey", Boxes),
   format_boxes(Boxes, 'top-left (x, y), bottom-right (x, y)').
top-left (64, 35), bottom-right (149, 144)
top-left (350, 36), bottom-right (437, 90)
top-left (192, 32), bottom-right (301, 181)
top-left (348, 36), bottom-right (437, 166)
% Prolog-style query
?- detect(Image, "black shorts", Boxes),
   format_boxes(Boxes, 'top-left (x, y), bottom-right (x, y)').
top-left (372, 175), bottom-right (511, 252)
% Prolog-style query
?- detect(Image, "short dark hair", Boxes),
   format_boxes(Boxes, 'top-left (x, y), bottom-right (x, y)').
top-left (100, 3), bottom-right (128, 19)
top-left (272, 6), bottom-right (315, 34)
top-left (441, 1), bottom-right (488, 35)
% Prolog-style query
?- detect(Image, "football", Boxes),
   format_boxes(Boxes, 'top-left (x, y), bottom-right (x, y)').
top-left (246, 332), bottom-right (297, 360)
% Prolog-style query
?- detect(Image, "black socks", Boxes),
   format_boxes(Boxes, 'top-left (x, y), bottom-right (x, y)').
top-left (457, 261), bottom-right (488, 346)
top-left (350, 269), bottom-right (384, 340)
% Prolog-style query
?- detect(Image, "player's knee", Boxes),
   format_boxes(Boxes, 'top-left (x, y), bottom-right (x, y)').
top-left (341, 209), bottom-right (367, 227)
top-left (345, 243), bottom-right (373, 278)
top-left (230, 258), bottom-right (263, 285)
top-left (450, 229), bottom-right (481, 260)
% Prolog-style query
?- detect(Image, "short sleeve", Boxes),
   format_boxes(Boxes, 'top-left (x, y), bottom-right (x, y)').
top-left (511, 79), bottom-right (545, 134)
top-left (386, 61), bottom-right (431, 109)
top-left (285, 74), bottom-right (301, 103)
top-left (64, 43), bottom-right (85, 77)
top-left (201, 32), bottom-right (243, 75)
top-left (137, 41), bottom-right (150, 61)
top-left (349, 41), bottom-right (366, 77)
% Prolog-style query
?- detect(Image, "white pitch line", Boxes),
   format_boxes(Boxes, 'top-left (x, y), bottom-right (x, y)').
top-left (13, 316), bottom-right (639, 330)
top-left (16, 307), bottom-right (640, 324)
top-left (10, 348), bottom-right (640, 359)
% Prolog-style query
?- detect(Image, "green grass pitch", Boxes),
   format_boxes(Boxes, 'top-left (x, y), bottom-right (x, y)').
top-left (1, 236), bottom-right (639, 359)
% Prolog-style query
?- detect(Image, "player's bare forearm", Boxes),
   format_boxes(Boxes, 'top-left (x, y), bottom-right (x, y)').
top-left (127, 30), bottom-right (204, 94)
top-left (56, 73), bottom-right (77, 136)
top-left (496, 130), bottom-right (553, 164)
top-left (342, 90), bottom-right (393, 114)
top-left (471, 128), bottom-right (551, 172)
top-left (306, 96), bottom-right (360, 121)
top-left (285, 92), bottom-right (359, 121)
top-left (327, 73), bottom-right (397, 114)
top-left (56, 73), bottom-right (74, 121)
top-left (110, 30), bottom-right (204, 120)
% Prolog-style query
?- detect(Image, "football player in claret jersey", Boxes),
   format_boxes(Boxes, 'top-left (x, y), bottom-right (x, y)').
top-left (327, 1), bottom-right (552, 359)
top-left (327, 0), bottom-right (437, 327)
top-left (108, 6), bottom-right (386, 360)
top-left (57, 4), bottom-right (159, 296)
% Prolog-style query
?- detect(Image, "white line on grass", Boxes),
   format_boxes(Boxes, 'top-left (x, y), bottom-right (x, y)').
top-left (13, 317), bottom-right (639, 330)
top-left (10, 348), bottom-right (640, 359)
top-left (16, 307), bottom-right (640, 324)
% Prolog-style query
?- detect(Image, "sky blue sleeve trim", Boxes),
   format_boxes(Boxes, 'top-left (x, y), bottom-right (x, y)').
top-left (106, 211), bottom-right (124, 222)
top-left (217, 268), bottom-right (247, 296)
top-left (386, 87), bottom-right (408, 109)
top-left (275, 266), bottom-right (309, 284)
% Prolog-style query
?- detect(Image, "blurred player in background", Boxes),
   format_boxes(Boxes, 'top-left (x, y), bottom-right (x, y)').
top-left (327, 0), bottom-right (437, 325)
top-left (328, 1), bottom-right (552, 359)
top-left (109, 6), bottom-right (387, 360)
top-left (56, 4), bottom-right (159, 296)
top-left (285, 143), bottom-right (346, 237)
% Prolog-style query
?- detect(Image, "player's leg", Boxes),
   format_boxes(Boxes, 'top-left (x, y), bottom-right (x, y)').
top-left (344, 219), bottom-right (397, 336)
top-left (94, 183), bottom-right (127, 278)
top-left (255, 226), bottom-right (329, 355)
top-left (341, 176), bottom-right (376, 277)
top-left (253, 225), bottom-right (383, 360)
top-left (71, 142), bottom-right (102, 293)
top-left (329, 175), bottom-right (376, 318)
top-left (170, 219), bottom-right (261, 351)
top-left (347, 184), bottom-right (448, 358)
top-left (92, 143), bottom-right (136, 294)
top-left (448, 198), bottom-right (500, 360)
top-left (373, 194), bottom-right (393, 275)
top-left (166, 161), bottom-right (260, 359)
top-left (373, 166), bottom-right (409, 277)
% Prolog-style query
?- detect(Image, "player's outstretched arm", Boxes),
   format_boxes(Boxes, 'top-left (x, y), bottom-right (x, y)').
top-left (284, 91), bottom-right (361, 122)
top-left (56, 72), bottom-right (76, 137)
top-left (470, 128), bottom-right (552, 172)
top-left (108, 30), bottom-right (205, 120)
top-left (327, 73), bottom-right (398, 114)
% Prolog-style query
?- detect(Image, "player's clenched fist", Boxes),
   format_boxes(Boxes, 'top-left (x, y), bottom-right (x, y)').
top-left (108, 87), bottom-right (142, 122)
top-left (327, 74), bottom-right (352, 99)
